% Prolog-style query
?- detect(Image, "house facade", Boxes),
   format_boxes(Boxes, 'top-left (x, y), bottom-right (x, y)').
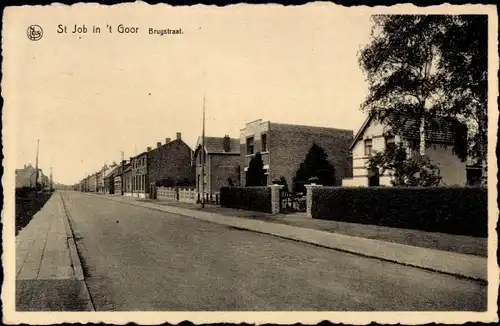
top-left (131, 151), bottom-right (149, 198)
top-left (113, 161), bottom-right (128, 195)
top-left (342, 115), bottom-right (467, 187)
top-left (147, 133), bottom-right (195, 193)
top-left (239, 119), bottom-right (353, 188)
top-left (194, 135), bottom-right (240, 197)
top-left (103, 164), bottom-right (118, 194)
top-left (88, 173), bottom-right (98, 192)
top-left (15, 164), bottom-right (47, 189)
top-left (123, 162), bottom-right (133, 196)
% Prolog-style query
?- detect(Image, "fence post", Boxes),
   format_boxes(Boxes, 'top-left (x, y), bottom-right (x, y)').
top-left (305, 184), bottom-right (322, 218)
top-left (269, 184), bottom-right (284, 215)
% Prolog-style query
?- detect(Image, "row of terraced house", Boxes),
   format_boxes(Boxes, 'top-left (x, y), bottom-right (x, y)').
top-left (78, 119), bottom-right (357, 200)
top-left (79, 117), bottom-right (484, 201)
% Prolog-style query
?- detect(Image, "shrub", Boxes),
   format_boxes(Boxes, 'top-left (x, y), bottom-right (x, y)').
top-left (246, 153), bottom-right (266, 186)
top-left (293, 143), bottom-right (336, 193)
top-left (220, 186), bottom-right (271, 213)
top-left (311, 186), bottom-right (487, 237)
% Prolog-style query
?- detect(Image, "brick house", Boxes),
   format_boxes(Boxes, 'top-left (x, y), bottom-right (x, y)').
top-left (342, 114), bottom-right (468, 187)
top-left (103, 164), bottom-right (118, 194)
top-left (239, 119), bottom-right (353, 189)
top-left (193, 135), bottom-right (240, 197)
top-left (147, 133), bottom-right (195, 194)
top-left (88, 173), bottom-right (97, 192)
top-left (15, 164), bottom-right (46, 189)
top-left (122, 162), bottom-right (133, 196)
top-left (131, 151), bottom-right (149, 198)
top-left (113, 160), bottom-right (128, 195)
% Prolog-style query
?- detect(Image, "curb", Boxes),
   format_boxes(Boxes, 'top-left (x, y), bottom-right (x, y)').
top-left (87, 193), bottom-right (488, 284)
top-left (59, 193), bottom-right (95, 312)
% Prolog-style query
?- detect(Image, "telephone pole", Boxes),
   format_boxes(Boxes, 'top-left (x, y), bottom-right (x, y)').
top-left (201, 95), bottom-right (206, 208)
top-left (34, 139), bottom-right (39, 196)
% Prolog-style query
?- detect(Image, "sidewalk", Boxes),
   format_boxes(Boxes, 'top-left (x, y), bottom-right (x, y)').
top-left (93, 193), bottom-right (488, 282)
top-left (15, 193), bottom-right (93, 311)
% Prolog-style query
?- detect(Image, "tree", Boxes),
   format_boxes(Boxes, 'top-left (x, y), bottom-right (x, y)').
top-left (358, 15), bottom-right (485, 168)
top-left (367, 143), bottom-right (442, 187)
top-left (438, 15), bottom-right (488, 183)
top-left (246, 152), bottom-right (266, 186)
top-left (293, 143), bottom-right (336, 193)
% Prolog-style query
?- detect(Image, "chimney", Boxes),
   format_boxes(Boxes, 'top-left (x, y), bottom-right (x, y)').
top-left (223, 135), bottom-right (231, 152)
top-left (157, 142), bottom-right (161, 148)
top-left (147, 146), bottom-right (152, 152)
top-left (176, 132), bottom-right (182, 140)
top-left (165, 138), bottom-right (171, 144)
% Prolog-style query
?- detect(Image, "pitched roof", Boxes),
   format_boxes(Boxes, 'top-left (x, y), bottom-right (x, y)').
top-left (195, 136), bottom-right (240, 155)
top-left (104, 165), bottom-right (119, 178)
top-left (350, 113), bottom-right (461, 149)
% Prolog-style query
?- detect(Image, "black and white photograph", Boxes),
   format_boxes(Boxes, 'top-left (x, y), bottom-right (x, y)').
top-left (2, 2), bottom-right (498, 324)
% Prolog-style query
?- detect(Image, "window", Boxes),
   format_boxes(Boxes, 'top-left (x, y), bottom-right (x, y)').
top-left (364, 139), bottom-right (373, 156)
top-left (261, 134), bottom-right (268, 152)
top-left (246, 137), bottom-right (255, 155)
top-left (385, 136), bottom-right (395, 150)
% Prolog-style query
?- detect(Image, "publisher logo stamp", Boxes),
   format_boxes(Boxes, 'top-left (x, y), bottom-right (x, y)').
top-left (27, 25), bottom-right (43, 41)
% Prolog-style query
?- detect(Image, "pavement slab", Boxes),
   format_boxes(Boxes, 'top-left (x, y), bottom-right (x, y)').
top-left (15, 193), bottom-right (93, 311)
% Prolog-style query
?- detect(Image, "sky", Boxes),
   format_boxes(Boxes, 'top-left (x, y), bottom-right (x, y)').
top-left (5, 3), bottom-right (375, 185)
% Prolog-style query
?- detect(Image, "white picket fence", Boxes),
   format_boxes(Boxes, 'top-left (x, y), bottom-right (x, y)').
top-left (157, 186), bottom-right (197, 204)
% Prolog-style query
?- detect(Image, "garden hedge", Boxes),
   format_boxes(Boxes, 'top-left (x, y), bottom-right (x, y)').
top-left (220, 186), bottom-right (272, 213)
top-left (311, 186), bottom-right (488, 237)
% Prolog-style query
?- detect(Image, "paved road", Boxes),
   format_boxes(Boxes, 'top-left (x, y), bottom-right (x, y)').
top-left (60, 191), bottom-right (486, 311)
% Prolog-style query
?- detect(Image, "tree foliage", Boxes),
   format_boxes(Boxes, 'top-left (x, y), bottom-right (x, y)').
top-left (367, 143), bottom-right (442, 187)
top-left (359, 15), bottom-right (487, 168)
top-left (246, 152), bottom-right (266, 186)
top-left (293, 143), bottom-right (336, 193)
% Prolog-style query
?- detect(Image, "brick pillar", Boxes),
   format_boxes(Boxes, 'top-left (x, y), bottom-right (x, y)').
top-left (269, 184), bottom-right (284, 215)
top-left (305, 184), bottom-right (322, 218)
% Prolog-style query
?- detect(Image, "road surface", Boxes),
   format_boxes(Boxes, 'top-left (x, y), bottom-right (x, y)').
top-left (60, 191), bottom-right (486, 311)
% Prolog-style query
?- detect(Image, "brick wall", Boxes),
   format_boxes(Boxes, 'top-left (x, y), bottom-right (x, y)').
top-left (148, 139), bottom-right (194, 186)
top-left (269, 123), bottom-right (353, 188)
top-left (209, 154), bottom-right (240, 194)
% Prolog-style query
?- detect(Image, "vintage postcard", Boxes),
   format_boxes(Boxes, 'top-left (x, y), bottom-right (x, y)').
top-left (2, 2), bottom-right (498, 325)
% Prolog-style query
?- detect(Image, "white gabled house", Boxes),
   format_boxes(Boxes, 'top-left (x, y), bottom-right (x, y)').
top-left (342, 114), bottom-right (467, 187)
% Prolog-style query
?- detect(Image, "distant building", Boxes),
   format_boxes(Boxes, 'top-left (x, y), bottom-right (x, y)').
top-left (239, 119), bottom-right (353, 188)
top-left (130, 150), bottom-right (149, 198)
top-left (88, 173), bottom-right (98, 192)
top-left (103, 164), bottom-right (118, 194)
top-left (15, 163), bottom-right (48, 189)
top-left (113, 161), bottom-right (129, 195)
top-left (193, 135), bottom-right (240, 197)
top-left (147, 133), bottom-right (195, 193)
top-left (123, 160), bottom-right (133, 196)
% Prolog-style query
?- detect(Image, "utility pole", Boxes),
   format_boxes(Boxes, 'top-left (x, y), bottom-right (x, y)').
top-left (201, 95), bottom-right (206, 208)
top-left (35, 139), bottom-right (39, 196)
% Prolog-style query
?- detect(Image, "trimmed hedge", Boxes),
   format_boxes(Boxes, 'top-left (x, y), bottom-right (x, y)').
top-left (220, 186), bottom-right (272, 213)
top-left (311, 186), bottom-right (488, 237)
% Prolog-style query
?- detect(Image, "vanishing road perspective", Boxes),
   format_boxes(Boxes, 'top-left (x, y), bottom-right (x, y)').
top-left (16, 190), bottom-right (487, 311)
